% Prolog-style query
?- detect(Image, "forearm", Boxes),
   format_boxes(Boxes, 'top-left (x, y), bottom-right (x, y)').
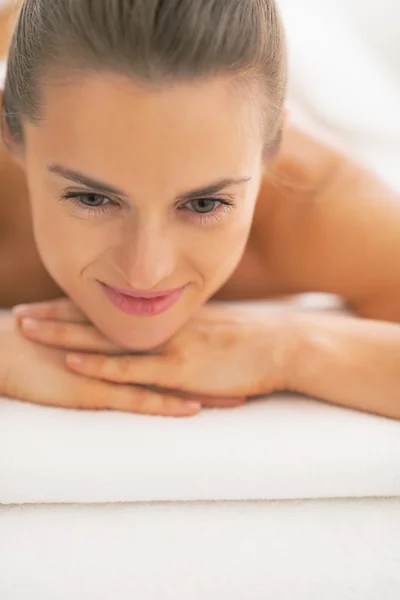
top-left (288, 312), bottom-right (400, 420)
top-left (0, 312), bottom-right (12, 394)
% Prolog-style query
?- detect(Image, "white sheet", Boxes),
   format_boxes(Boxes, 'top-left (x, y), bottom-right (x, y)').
top-left (1, 498), bottom-right (400, 600)
top-left (280, 0), bottom-right (400, 192)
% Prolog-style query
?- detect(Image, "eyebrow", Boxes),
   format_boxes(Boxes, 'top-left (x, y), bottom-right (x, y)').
top-left (48, 163), bottom-right (251, 200)
top-left (177, 177), bottom-right (251, 200)
top-left (48, 164), bottom-right (128, 197)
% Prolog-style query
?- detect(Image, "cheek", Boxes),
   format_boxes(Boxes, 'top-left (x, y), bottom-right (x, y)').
top-left (24, 158), bottom-right (100, 289)
top-left (184, 208), bottom-right (254, 293)
top-left (28, 191), bottom-right (106, 292)
top-left (210, 199), bottom-right (257, 283)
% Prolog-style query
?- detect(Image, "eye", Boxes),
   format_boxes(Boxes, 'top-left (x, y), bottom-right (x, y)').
top-left (178, 196), bottom-right (235, 224)
top-left (59, 191), bottom-right (117, 217)
top-left (185, 198), bottom-right (222, 213)
top-left (74, 193), bottom-right (111, 208)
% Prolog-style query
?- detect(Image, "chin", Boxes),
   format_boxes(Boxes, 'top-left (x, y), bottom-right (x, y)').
top-left (98, 319), bottom-right (179, 352)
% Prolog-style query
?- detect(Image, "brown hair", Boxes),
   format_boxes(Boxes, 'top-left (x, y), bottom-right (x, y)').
top-left (2, 0), bottom-right (286, 149)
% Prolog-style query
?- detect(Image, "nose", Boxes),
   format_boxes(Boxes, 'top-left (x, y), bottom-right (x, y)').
top-left (115, 220), bottom-right (176, 291)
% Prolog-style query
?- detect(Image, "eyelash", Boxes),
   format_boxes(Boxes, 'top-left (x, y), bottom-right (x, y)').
top-left (59, 192), bottom-right (118, 219)
top-left (59, 191), bottom-right (235, 224)
top-left (178, 197), bottom-right (234, 224)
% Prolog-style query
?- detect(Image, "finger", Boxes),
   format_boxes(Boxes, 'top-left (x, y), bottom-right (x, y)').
top-left (13, 298), bottom-right (87, 323)
top-left (66, 352), bottom-right (171, 385)
top-left (70, 378), bottom-right (238, 414)
top-left (20, 318), bottom-right (120, 352)
top-left (71, 379), bottom-right (202, 417)
top-left (66, 354), bottom-right (245, 408)
top-left (198, 396), bottom-right (246, 408)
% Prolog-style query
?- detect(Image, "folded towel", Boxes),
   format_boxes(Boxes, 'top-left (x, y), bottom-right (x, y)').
top-left (1, 391), bottom-right (400, 506)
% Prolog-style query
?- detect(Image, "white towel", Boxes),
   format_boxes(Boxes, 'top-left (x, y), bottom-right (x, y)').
top-left (2, 393), bottom-right (400, 505)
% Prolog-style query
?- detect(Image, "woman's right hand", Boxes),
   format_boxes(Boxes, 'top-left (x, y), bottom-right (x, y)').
top-left (0, 312), bottom-right (243, 417)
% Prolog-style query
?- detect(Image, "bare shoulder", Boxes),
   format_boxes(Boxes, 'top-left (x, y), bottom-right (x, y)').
top-left (219, 122), bottom-right (400, 321)
top-left (252, 122), bottom-right (346, 285)
top-left (0, 137), bottom-right (62, 306)
top-left (267, 123), bottom-right (400, 305)
top-left (0, 137), bottom-right (26, 236)
top-left (216, 123), bottom-right (340, 300)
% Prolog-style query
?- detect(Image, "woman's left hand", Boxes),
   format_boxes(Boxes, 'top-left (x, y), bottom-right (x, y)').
top-left (15, 299), bottom-right (291, 399)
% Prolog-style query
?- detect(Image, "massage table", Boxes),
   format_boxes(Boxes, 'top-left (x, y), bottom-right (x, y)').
top-left (1, 0), bottom-right (400, 597)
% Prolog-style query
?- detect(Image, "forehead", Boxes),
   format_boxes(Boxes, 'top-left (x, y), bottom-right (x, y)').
top-left (25, 73), bottom-right (263, 193)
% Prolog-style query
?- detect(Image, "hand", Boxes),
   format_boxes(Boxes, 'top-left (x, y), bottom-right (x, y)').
top-left (1, 311), bottom-right (211, 416)
top-left (14, 299), bottom-right (247, 413)
top-left (16, 299), bottom-right (290, 399)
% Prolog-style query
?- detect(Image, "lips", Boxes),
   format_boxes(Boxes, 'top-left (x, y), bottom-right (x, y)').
top-left (99, 281), bottom-right (186, 316)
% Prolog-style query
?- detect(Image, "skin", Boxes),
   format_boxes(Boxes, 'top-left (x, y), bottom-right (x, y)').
top-left (2, 71), bottom-right (400, 418)
top-left (19, 75), bottom-right (265, 350)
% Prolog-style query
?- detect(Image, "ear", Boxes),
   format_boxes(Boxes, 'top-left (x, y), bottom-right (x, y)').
top-left (0, 88), bottom-right (24, 164)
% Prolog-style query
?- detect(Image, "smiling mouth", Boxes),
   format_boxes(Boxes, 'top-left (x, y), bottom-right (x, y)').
top-left (98, 281), bottom-right (186, 316)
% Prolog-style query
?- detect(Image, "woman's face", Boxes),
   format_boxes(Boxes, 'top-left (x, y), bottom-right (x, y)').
top-left (20, 73), bottom-right (265, 349)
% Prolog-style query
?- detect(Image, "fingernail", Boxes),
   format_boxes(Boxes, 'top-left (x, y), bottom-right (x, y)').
top-left (21, 317), bottom-right (39, 330)
top-left (13, 304), bottom-right (30, 316)
top-left (67, 354), bottom-right (83, 366)
top-left (186, 401), bottom-right (201, 412)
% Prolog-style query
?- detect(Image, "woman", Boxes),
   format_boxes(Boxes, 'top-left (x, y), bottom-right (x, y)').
top-left (1, 0), bottom-right (400, 419)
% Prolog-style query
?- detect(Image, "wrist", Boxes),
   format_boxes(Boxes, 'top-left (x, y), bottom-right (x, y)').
top-left (259, 311), bottom-right (304, 393)
top-left (280, 311), bottom-right (324, 394)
